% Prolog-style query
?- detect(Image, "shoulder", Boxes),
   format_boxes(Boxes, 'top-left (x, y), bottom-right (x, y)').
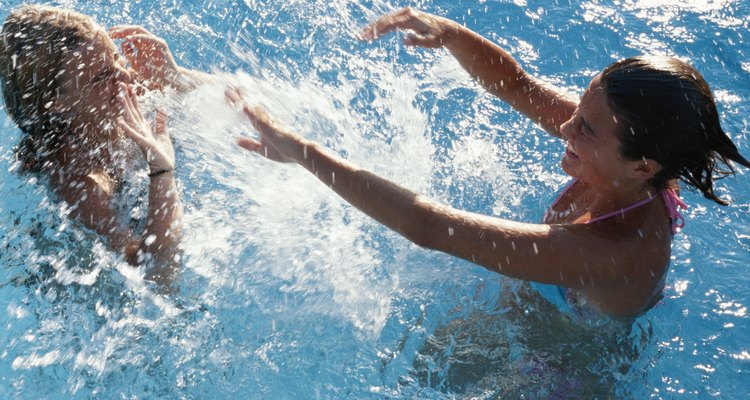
top-left (555, 226), bottom-right (669, 317)
top-left (53, 171), bottom-right (118, 218)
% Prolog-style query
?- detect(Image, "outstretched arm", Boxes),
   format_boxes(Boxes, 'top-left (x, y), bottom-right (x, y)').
top-left (360, 8), bottom-right (577, 137)
top-left (227, 91), bottom-right (642, 297)
top-left (109, 25), bottom-right (213, 92)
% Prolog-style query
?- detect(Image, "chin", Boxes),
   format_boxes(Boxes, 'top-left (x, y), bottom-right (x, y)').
top-left (560, 158), bottom-right (575, 177)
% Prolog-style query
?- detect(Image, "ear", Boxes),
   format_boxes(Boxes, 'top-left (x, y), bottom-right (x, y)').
top-left (631, 157), bottom-right (660, 181)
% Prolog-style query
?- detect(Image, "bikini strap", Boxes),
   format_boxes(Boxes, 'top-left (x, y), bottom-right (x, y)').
top-left (587, 194), bottom-right (658, 224)
top-left (546, 180), bottom-right (688, 234)
top-left (660, 189), bottom-right (688, 234)
top-left (543, 179), bottom-right (578, 222)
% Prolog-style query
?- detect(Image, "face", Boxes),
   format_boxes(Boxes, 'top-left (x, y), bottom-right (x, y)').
top-left (54, 27), bottom-right (133, 136)
top-left (559, 75), bottom-right (637, 188)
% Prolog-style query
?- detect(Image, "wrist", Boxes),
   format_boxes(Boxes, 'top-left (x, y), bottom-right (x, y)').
top-left (442, 22), bottom-right (472, 50)
top-left (171, 67), bottom-right (207, 92)
top-left (162, 67), bottom-right (187, 91)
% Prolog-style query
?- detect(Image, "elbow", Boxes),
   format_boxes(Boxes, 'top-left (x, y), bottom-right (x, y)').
top-left (400, 198), bottom-right (446, 251)
top-left (407, 225), bottom-right (434, 250)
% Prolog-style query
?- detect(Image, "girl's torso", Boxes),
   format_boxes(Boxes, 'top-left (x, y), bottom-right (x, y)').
top-left (536, 179), bottom-right (686, 318)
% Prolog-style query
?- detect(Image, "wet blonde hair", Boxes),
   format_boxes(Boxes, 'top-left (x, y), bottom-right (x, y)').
top-left (0, 5), bottom-right (98, 172)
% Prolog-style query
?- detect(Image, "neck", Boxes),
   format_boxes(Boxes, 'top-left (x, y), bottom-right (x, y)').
top-left (582, 178), bottom-right (658, 217)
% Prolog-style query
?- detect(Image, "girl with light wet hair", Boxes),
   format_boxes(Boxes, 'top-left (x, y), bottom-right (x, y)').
top-left (1, 5), bottom-right (99, 171)
top-left (0, 5), bottom-right (207, 286)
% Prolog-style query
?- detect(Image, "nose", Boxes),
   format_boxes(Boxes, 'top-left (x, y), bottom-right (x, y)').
top-left (559, 117), bottom-right (574, 141)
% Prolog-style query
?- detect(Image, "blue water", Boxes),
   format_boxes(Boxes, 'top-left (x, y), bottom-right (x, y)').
top-left (1, 0), bottom-right (749, 398)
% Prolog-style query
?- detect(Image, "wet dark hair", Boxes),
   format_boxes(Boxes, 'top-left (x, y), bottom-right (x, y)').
top-left (0, 5), bottom-right (97, 173)
top-left (600, 55), bottom-right (750, 205)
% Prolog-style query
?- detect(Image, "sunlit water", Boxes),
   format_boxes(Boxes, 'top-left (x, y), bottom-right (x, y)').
top-left (1, 0), bottom-right (748, 398)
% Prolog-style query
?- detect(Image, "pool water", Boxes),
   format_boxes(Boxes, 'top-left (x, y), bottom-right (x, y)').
top-left (1, 0), bottom-right (748, 398)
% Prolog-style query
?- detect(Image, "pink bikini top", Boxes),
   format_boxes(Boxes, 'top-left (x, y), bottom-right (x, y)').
top-left (544, 179), bottom-right (688, 234)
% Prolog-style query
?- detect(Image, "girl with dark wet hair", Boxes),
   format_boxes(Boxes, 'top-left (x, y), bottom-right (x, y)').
top-left (229, 8), bottom-right (749, 318)
top-left (0, 5), bottom-right (208, 286)
top-left (599, 56), bottom-right (750, 205)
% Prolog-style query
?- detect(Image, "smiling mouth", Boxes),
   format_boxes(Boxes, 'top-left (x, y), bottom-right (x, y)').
top-left (565, 146), bottom-right (579, 158)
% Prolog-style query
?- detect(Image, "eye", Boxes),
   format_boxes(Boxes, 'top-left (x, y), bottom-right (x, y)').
top-left (580, 117), bottom-right (594, 136)
top-left (92, 68), bottom-right (114, 84)
top-left (575, 118), bottom-right (586, 136)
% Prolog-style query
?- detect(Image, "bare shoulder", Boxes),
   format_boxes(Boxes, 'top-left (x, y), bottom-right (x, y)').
top-left (54, 171), bottom-right (118, 232)
top-left (576, 201), bottom-right (673, 315)
top-left (86, 172), bottom-right (116, 195)
top-left (56, 171), bottom-right (115, 203)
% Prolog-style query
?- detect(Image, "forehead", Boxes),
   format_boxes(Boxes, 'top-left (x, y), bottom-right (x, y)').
top-left (58, 29), bottom-right (118, 75)
top-left (56, 29), bottom-right (119, 89)
top-left (581, 75), bottom-right (605, 104)
top-left (580, 76), bottom-right (612, 116)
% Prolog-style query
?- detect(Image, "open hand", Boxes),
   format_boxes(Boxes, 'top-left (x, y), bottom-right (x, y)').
top-left (109, 26), bottom-right (181, 91)
top-left (116, 82), bottom-right (175, 173)
top-left (359, 7), bottom-right (459, 48)
top-left (226, 86), bottom-right (303, 164)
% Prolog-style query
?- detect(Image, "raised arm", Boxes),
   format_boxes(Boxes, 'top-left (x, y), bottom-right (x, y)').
top-left (109, 25), bottom-right (213, 92)
top-left (116, 83), bottom-right (183, 285)
top-left (360, 8), bottom-right (577, 137)
top-left (60, 83), bottom-right (183, 287)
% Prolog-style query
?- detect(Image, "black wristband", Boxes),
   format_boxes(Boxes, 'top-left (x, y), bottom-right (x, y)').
top-left (148, 168), bottom-right (174, 178)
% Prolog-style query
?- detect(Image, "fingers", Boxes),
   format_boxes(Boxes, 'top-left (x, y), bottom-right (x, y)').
top-left (120, 35), bottom-right (168, 62)
top-left (224, 85), bottom-right (244, 107)
top-left (108, 25), bottom-right (153, 39)
top-left (117, 117), bottom-right (148, 147)
top-left (237, 137), bottom-right (262, 153)
top-left (116, 83), bottom-right (136, 123)
top-left (222, 86), bottom-right (274, 134)
top-left (155, 109), bottom-right (168, 135)
top-left (127, 83), bottom-right (145, 118)
top-left (121, 43), bottom-right (137, 64)
top-left (119, 83), bottom-right (140, 123)
top-left (359, 7), bottom-right (426, 41)
top-left (223, 86), bottom-right (299, 162)
top-left (117, 98), bottom-right (174, 169)
top-left (403, 33), bottom-right (443, 48)
top-left (122, 34), bottom-right (167, 50)
top-left (117, 34), bottom-right (168, 69)
top-left (241, 105), bottom-right (277, 135)
top-left (116, 82), bottom-right (150, 134)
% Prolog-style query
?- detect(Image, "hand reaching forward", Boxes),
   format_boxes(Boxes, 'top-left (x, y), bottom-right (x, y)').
top-left (116, 82), bottom-right (175, 173)
top-left (226, 86), bottom-right (304, 164)
top-left (359, 7), bottom-right (460, 48)
top-left (109, 25), bottom-right (181, 91)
